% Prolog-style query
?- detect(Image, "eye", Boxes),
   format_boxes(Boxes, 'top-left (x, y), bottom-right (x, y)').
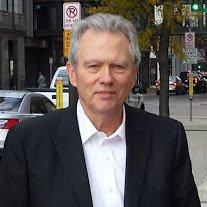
top-left (88, 64), bottom-right (99, 68)
top-left (86, 63), bottom-right (101, 73)
top-left (115, 64), bottom-right (124, 69)
top-left (112, 64), bottom-right (125, 72)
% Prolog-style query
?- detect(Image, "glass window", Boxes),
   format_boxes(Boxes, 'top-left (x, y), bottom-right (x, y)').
top-left (57, 70), bottom-right (69, 87)
top-left (0, 97), bottom-right (22, 112)
top-left (41, 97), bottom-right (56, 112)
top-left (30, 97), bottom-right (47, 114)
top-left (34, 5), bottom-right (57, 30)
top-left (8, 0), bottom-right (23, 14)
top-left (0, 0), bottom-right (8, 11)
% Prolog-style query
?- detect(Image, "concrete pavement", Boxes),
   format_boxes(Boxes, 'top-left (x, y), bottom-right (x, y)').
top-left (143, 87), bottom-right (207, 205)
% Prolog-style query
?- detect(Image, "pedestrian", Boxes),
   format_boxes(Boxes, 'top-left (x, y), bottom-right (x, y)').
top-left (37, 72), bottom-right (47, 88)
top-left (0, 13), bottom-right (200, 207)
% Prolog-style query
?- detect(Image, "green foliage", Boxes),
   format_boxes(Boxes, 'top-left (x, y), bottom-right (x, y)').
top-left (86, 0), bottom-right (190, 60)
top-left (171, 36), bottom-right (186, 60)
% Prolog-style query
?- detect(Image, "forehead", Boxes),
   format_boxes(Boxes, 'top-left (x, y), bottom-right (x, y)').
top-left (79, 29), bottom-right (129, 45)
top-left (77, 29), bottom-right (132, 61)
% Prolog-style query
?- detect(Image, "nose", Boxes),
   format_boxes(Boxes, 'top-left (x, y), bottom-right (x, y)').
top-left (99, 67), bottom-right (114, 85)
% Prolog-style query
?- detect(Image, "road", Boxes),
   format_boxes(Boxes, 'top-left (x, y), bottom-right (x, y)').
top-left (143, 89), bottom-right (207, 119)
top-left (143, 89), bottom-right (207, 206)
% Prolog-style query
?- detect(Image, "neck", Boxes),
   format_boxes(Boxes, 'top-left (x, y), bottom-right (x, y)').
top-left (81, 104), bottom-right (123, 137)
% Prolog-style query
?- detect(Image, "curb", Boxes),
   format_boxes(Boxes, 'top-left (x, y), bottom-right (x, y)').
top-left (171, 117), bottom-right (207, 131)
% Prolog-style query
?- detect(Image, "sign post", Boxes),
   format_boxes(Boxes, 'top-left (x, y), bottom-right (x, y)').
top-left (185, 32), bottom-right (195, 48)
top-left (56, 77), bottom-right (63, 109)
top-left (63, 30), bottom-right (71, 58)
top-left (189, 72), bottom-right (193, 121)
top-left (49, 58), bottom-right (53, 83)
top-left (63, 2), bottom-right (81, 30)
top-left (184, 48), bottom-right (198, 64)
top-left (63, 2), bottom-right (81, 107)
top-left (184, 31), bottom-right (196, 121)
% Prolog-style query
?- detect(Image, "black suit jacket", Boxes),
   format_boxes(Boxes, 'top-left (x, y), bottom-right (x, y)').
top-left (0, 105), bottom-right (200, 207)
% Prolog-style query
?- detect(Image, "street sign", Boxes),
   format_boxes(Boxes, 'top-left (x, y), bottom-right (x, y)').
top-left (154, 5), bottom-right (163, 25)
top-left (63, 2), bottom-right (81, 30)
top-left (185, 32), bottom-right (195, 48)
top-left (49, 58), bottom-right (53, 64)
top-left (63, 30), bottom-right (71, 58)
top-left (185, 48), bottom-right (198, 64)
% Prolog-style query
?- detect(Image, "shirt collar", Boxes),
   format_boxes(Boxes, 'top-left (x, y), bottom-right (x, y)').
top-left (77, 100), bottom-right (126, 145)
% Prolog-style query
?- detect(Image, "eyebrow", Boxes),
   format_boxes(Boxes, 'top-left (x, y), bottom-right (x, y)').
top-left (83, 59), bottom-right (101, 66)
top-left (111, 60), bottom-right (128, 66)
top-left (83, 59), bottom-right (128, 66)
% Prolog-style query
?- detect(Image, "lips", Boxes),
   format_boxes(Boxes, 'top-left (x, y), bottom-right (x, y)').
top-left (95, 91), bottom-right (116, 97)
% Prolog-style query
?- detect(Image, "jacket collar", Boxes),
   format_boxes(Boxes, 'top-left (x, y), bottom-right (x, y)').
top-left (52, 105), bottom-right (93, 207)
top-left (52, 104), bottom-right (151, 207)
top-left (124, 105), bottom-right (151, 207)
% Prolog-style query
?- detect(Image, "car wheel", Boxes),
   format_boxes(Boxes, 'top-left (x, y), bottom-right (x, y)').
top-left (182, 87), bottom-right (186, 95)
top-left (176, 89), bottom-right (181, 95)
top-left (140, 104), bottom-right (145, 111)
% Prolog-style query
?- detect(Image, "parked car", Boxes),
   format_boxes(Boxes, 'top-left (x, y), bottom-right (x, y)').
top-left (180, 71), bottom-right (206, 94)
top-left (156, 76), bottom-right (187, 95)
top-left (27, 66), bottom-right (70, 108)
top-left (126, 87), bottom-right (145, 110)
top-left (199, 71), bottom-right (207, 93)
top-left (0, 90), bottom-right (56, 156)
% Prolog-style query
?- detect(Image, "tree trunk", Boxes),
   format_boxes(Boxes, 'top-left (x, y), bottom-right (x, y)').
top-left (139, 51), bottom-right (150, 93)
top-left (158, 27), bottom-right (170, 117)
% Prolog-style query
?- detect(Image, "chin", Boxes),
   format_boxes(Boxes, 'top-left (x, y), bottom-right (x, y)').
top-left (93, 101), bottom-right (121, 114)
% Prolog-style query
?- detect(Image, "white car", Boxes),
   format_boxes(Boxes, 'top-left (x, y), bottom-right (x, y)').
top-left (126, 91), bottom-right (145, 110)
top-left (0, 90), bottom-right (56, 154)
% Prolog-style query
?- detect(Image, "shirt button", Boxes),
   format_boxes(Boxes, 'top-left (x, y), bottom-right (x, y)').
top-left (106, 156), bottom-right (110, 161)
top-left (108, 187), bottom-right (113, 193)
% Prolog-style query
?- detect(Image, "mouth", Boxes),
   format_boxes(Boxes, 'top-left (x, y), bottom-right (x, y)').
top-left (95, 91), bottom-right (116, 97)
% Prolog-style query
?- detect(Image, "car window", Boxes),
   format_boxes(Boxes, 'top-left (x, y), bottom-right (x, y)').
top-left (169, 76), bottom-right (176, 81)
top-left (41, 97), bottom-right (56, 112)
top-left (56, 70), bottom-right (69, 87)
top-left (30, 97), bottom-right (48, 114)
top-left (0, 97), bottom-right (22, 111)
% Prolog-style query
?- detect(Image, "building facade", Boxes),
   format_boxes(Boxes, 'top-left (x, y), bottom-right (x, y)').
top-left (0, 0), bottom-right (33, 89)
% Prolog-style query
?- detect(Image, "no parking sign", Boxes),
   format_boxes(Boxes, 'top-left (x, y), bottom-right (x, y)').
top-left (185, 32), bottom-right (195, 48)
top-left (63, 2), bottom-right (81, 30)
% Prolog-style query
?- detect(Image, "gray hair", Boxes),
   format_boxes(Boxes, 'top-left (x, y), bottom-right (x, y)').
top-left (68, 13), bottom-right (141, 68)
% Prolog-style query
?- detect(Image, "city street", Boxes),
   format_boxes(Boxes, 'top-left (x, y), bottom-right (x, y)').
top-left (143, 88), bottom-right (207, 206)
top-left (143, 88), bottom-right (207, 119)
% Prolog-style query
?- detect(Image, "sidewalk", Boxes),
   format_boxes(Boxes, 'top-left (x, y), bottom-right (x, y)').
top-left (143, 87), bottom-right (207, 204)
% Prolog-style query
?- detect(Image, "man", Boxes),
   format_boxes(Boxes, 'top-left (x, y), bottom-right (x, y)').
top-left (0, 13), bottom-right (200, 207)
top-left (37, 72), bottom-right (47, 88)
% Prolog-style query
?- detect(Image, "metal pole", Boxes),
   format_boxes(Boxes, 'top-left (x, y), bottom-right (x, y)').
top-left (12, 0), bottom-right (17, 89)
top-left (190, 98), bottom-right (192, 121)
top-left (50, 63), bottom-right (53, 83)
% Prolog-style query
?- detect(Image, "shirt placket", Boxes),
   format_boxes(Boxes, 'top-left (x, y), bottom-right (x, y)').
top-left (101, 140), bottom-right (118, 207)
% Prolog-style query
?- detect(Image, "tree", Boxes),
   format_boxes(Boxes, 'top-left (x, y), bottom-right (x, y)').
top-left (86, 0), bottom-right (189, 117)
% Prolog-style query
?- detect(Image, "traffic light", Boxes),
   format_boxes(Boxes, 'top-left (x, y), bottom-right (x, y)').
top-left (191, 3), bottom-right (202, 12)
top-left (198, 64), bottom-right (201, 69)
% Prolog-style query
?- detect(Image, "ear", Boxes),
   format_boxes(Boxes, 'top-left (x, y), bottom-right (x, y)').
top-left (67, 62), bottom-right (77, 87)
top-left (132, 66), bottom-right (139, 86)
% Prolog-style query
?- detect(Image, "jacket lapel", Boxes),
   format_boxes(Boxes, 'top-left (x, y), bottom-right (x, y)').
top-left (52, 107), bottom-right (93, 207)
top-left (124, 106), bottom-right (151, 207)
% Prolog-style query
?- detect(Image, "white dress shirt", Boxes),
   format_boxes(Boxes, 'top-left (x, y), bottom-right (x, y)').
top-left (77, 101), bottom-right (126, 207)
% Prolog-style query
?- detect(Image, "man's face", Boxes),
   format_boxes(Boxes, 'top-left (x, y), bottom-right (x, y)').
top-left (67, 29), bottom-right (137, 115)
